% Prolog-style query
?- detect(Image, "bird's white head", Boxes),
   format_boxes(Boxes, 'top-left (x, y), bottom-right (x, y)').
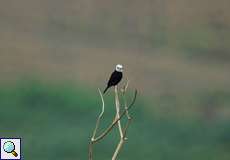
top-left (115, 64), bottom-right (123, 72)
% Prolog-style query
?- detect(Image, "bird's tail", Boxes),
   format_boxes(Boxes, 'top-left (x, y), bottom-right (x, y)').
top-left (103, 86), bottom-right (109, 94)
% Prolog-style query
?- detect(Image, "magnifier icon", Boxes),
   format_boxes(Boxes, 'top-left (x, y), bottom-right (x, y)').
top-left (3, 141), bottom-right (18, 157)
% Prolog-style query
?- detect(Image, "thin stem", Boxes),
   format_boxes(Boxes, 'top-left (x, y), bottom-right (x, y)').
top-left (112, 81), bottom-right (132, 160)
top-left (89, 141), bottom-right (93, 160)
top-left (115, 86), bottom-right (123, 138)
top-left (89, 89), bottom-right (105, 160)
top-left (112, 139), bottom-right (125, 160)
top-left (92, 89), bottom-right (105, 140)
top-left (91, 89), bottom-right (137, 142)
top-left (88, 83), bottom-right (137, 160)
top-left (122, 98), bottom-right (132, 138)
top-left (123, 81), bottom-right (131, 120)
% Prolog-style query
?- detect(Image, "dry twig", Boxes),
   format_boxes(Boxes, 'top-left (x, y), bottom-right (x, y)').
top-left (112, 80), bottom-right (132, 160)
top-left (89, 89), bottom-right (104, 160)
top-left (89, 81), bottom-right (137, 160)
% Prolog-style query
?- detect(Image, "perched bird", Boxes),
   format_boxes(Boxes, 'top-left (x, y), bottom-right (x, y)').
top-left (103, 64), bottom-right (123, 94)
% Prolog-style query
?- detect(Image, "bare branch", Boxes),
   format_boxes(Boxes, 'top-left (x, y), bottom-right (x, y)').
top-left (89, 141), bottom-right (93, 160)
top-left (88, 80), bottom-right (138, 160)
top-left (124, 79), bottom-right (130, 92)
top-left (121, 78), bottom-right (130, 93)
top-left (92, 89), bottom-right (137, 142)
top-left (123, 94), bottom-right (133, 138)
top-left (89, 89), bottom-right (105, 160)
top-left (112, 81), bottom-right (133, 160)
top-left (112, 139), bottom-right (125, 160)
top-left (122, 80), bottom-right (131, 120)
top-left (115, 86), bottom-right (123, 138)
top-left (92, 89), bottom-right (105, 140)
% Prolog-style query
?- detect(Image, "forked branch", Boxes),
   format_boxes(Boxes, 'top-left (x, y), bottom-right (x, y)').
top-left (89, 81), bottom-right (137, 160)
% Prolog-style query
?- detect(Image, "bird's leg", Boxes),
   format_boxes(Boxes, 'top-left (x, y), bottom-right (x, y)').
top-left (115, 86), bottom-right (123, 138)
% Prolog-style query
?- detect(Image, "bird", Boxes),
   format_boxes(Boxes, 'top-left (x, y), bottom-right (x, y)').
top-left (103, 64), bottom-right (123, 94)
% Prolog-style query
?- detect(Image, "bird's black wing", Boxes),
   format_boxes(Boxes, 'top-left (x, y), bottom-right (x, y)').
top-left (104, 70), bottom-right (122, 94)
top-left (107, 71), bottom-right (117, 86)
top-left (108, 70), bottom-right (122, 86)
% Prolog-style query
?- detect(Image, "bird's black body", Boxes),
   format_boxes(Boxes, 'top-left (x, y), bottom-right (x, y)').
top-left (103, 70), bottom-right (123, 94)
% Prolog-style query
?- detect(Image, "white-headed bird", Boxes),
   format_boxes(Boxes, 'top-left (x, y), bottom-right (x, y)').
top-left (103, 64), bottom-right (123, 94)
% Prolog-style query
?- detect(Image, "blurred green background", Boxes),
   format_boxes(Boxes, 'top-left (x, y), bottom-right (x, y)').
top-left (0, 0), bottom-right (230, 159)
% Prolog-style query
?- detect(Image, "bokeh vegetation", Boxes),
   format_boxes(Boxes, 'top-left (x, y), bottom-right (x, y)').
top-left (0, 80), bottom-right (229, 160)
